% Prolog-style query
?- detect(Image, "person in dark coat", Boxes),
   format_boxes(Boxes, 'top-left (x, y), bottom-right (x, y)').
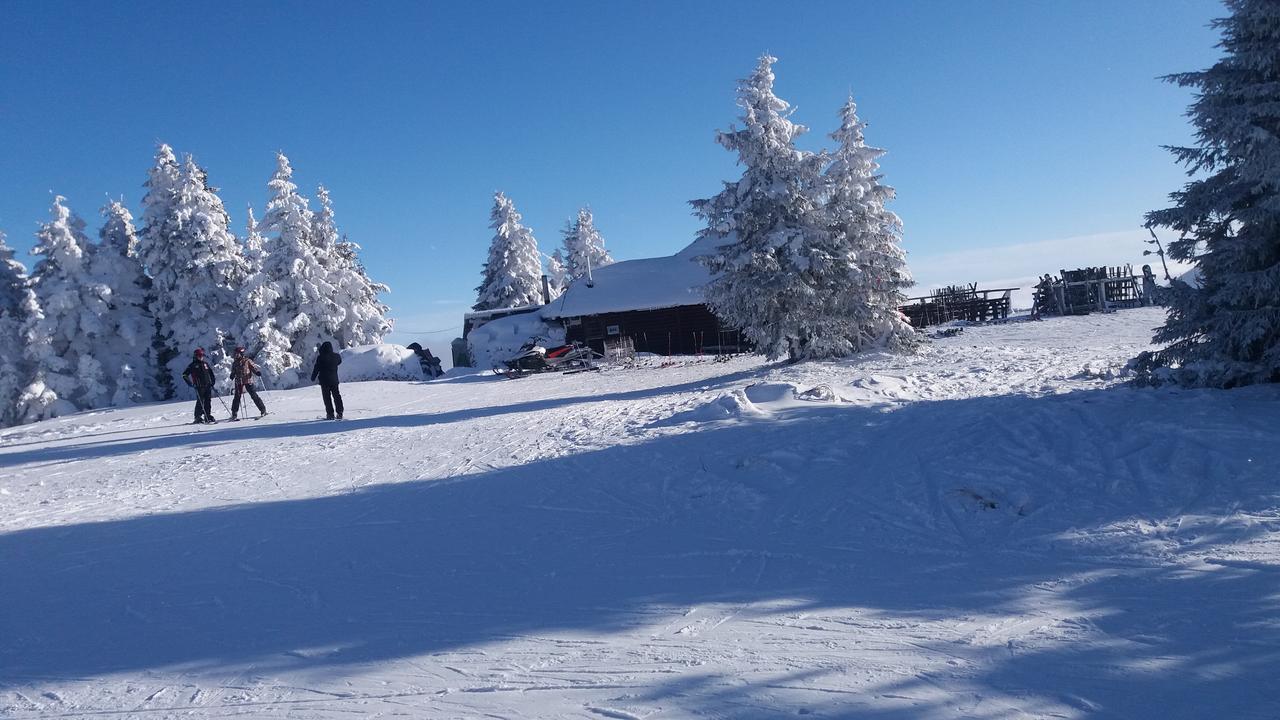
top-left (181, 347), bottom-right (217, 424)
top-left (229, 346), bottom-right (268, 420)
top-left (310, 341), bottom-right (344, 420)
top-left (407, 342), bottom-right (443, 379)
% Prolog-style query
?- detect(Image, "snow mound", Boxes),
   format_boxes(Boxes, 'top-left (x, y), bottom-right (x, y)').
top-left (795, 383), bottom-right (838, 403)
top-left (467, 312), bottom-right (564, 371)
top-left (842, 374), bottom-right (916, 404)
top-left (338, 344), bottom-right (424, 382)
top-left (662, 383), bottom-right (840, 426)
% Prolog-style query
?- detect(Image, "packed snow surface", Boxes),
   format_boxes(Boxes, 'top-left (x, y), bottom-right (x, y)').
top-left (2, 308), bottom-right (1278, 719)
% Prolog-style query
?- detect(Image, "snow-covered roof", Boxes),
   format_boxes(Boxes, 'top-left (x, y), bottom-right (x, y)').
top-left (540, 237), bottom-right (720, 320)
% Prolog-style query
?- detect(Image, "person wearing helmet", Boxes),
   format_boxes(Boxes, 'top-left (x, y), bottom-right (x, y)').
top-left (181, 347), bottom-right (217, 424)
top-left (229, 346), bottom-right (267, 421)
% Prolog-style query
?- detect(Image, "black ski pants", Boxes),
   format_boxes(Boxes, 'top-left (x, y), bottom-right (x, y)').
top-left (193, 386), bottom-right (213, 422)
top-left (232, 383), bottom-right (266, 416)
top-left (321, 382), bottom-right (344, 418)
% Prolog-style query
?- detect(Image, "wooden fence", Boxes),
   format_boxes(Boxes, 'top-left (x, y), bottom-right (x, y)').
top-left (1032, 265), bottom-right (1145, 316)
top-left (899, 283), bottom-right (1017, 328)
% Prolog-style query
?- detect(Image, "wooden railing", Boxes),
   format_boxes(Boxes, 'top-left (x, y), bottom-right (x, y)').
top-left (899, 283), bottom-right (1019, 328)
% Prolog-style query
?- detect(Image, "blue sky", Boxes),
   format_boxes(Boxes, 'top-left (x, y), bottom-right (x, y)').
top-left (0, 1), bottom-right (1221, 349)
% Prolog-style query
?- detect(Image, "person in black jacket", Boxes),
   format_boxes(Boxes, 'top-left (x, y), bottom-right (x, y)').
top-left (407, 342), bottom-right (443, 379)
top-left (310, 341), bottom-right (344, 420)
top-left (181, 347), bottom-right (217, 424)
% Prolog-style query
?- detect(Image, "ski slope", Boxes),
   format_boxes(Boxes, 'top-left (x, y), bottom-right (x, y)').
top-left (2, 307), bottom-right (1279, 719)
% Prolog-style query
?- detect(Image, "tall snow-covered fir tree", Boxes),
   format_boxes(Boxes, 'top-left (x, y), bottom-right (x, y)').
top-left (92, 200), bottom-right (157, 404)
top-left (242, 205), bottom-right (266, 277)
top-left (0, 230), bottom-right (38, 426)
top-left (241, 153), bottom-right (340, 386)
top-left (313, 185), bottom-right (392, 347)
top-left (474, 192), bottom-right (545, 311)
top-left (1138, 0), bottom-right (1280, 387)
top-left (546, 249), bottom-right (569, 299)
top-left (138, 145), bottom-right (249, 396)
top-left (691, 55), bottom-right (832, 360)
top-left (560, 207), bottom-right (614, 283)
top-left (821, 95), bottom-right (917, 353)
top-left (23, 196), bottom-right (113, 411)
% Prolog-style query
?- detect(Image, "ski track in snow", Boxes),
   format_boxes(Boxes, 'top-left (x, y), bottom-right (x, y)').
top-left (2, 308), bottom-right (1279, 719)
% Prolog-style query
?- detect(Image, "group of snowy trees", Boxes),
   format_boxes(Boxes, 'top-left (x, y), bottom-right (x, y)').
top-left (0, 145), bottom-right (391, 427)
top-left (1137, 0), bottom-right (1280, 388)
top-left (473, 55), bottom-right (913, 363)
top-left (473, 195), bottom-right (613, 311)
top-left (694, 56), bottom-right (916, 361)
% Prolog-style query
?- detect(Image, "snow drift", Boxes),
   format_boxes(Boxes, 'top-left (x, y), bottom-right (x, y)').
top-left (337, 344), bottom-right (424, 382)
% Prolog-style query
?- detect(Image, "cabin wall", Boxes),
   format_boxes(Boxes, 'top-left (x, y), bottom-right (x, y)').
top-left (563, 304), bottom-right (744, 356)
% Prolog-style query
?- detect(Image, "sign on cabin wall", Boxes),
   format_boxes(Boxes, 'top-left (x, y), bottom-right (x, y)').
top-left (606, 325), bottom-right (620, 336)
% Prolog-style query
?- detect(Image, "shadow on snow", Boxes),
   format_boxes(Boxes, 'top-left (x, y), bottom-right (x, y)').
top-left (2, 384), bottom-right (1279, 717)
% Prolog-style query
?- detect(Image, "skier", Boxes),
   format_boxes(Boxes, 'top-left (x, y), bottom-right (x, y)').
top-left (310, 340), bottom-right (344, 420)
top-left (229, 346), bottom-right (268, 420)
top-left (181, 347), bottom-right (217, 424)
top-left (407, 342), bottom-right (443, 379)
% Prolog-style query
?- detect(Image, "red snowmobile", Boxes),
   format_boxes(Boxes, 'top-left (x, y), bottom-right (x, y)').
top-left (496, 338), bottom-right (601, 379)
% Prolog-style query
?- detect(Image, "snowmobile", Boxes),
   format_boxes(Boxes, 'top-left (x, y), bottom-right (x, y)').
top-left (496, 338), bottom-right (601, 379)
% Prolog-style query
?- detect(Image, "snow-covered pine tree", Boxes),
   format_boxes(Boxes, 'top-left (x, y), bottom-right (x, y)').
top-left (138, 145), bottom-right (248, 396)
top-left (310, 185), bottom-right (390, 346)
top-left (546, 249), bottom-right (569, 299)
top-left (241, 153), bottom-right (340, 386)
top-left (92, 200), bottom-right (157, 404)
top-left (242, 206), bottom-right (266, 277)
top-left (311, 186), bottom-right (342, 273)
top-left (560, 206), bottom-right (614, 283)
top-left (137, 143), bottom-right (182, 399)
top-left (691, 55), bottom-right (831, 360)
top-left (14, 291), bottom-right (61, 424)
top-left (822, 95), bottom-right (917, 353)
top-left (1137, 0), bottom-right (1280, 387)
top-left (23, 196), bottom-right (113, 411)
top-left (474, 192), bottom-right (545, 311)
top-left (332, 235), bottom-right (391, 346)
top-left (236, 205), bottom-right (290, 383)
top-left (0, 230), bottom-right (36, 426)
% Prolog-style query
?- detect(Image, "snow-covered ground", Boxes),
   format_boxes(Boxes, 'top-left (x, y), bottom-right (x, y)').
top-left (2, 307), bottom-right (1278, 719)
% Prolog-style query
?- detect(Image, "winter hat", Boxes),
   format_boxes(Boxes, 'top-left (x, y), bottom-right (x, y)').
top-left (193, 348), bottom-right (205, 357)
top-left (234, 346), bottom-right (245, 355)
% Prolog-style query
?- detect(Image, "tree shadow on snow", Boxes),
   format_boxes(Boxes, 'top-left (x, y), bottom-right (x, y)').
top-left (0, 366), bottom-right (766, 469)
top-left (2, 385), bottom-right (1279, 718)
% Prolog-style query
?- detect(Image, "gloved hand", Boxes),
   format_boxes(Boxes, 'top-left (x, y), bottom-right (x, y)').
top-left (254, 370), bottom-right (262, 376)
top-left (185, 379), bottom-right (194, 387)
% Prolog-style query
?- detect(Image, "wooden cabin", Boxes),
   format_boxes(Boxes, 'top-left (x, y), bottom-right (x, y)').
top-left (541, 238), bottom-right (744, 356)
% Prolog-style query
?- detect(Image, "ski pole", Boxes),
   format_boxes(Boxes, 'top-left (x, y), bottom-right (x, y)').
top-left (213, 388), bottom-right (232, 415)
